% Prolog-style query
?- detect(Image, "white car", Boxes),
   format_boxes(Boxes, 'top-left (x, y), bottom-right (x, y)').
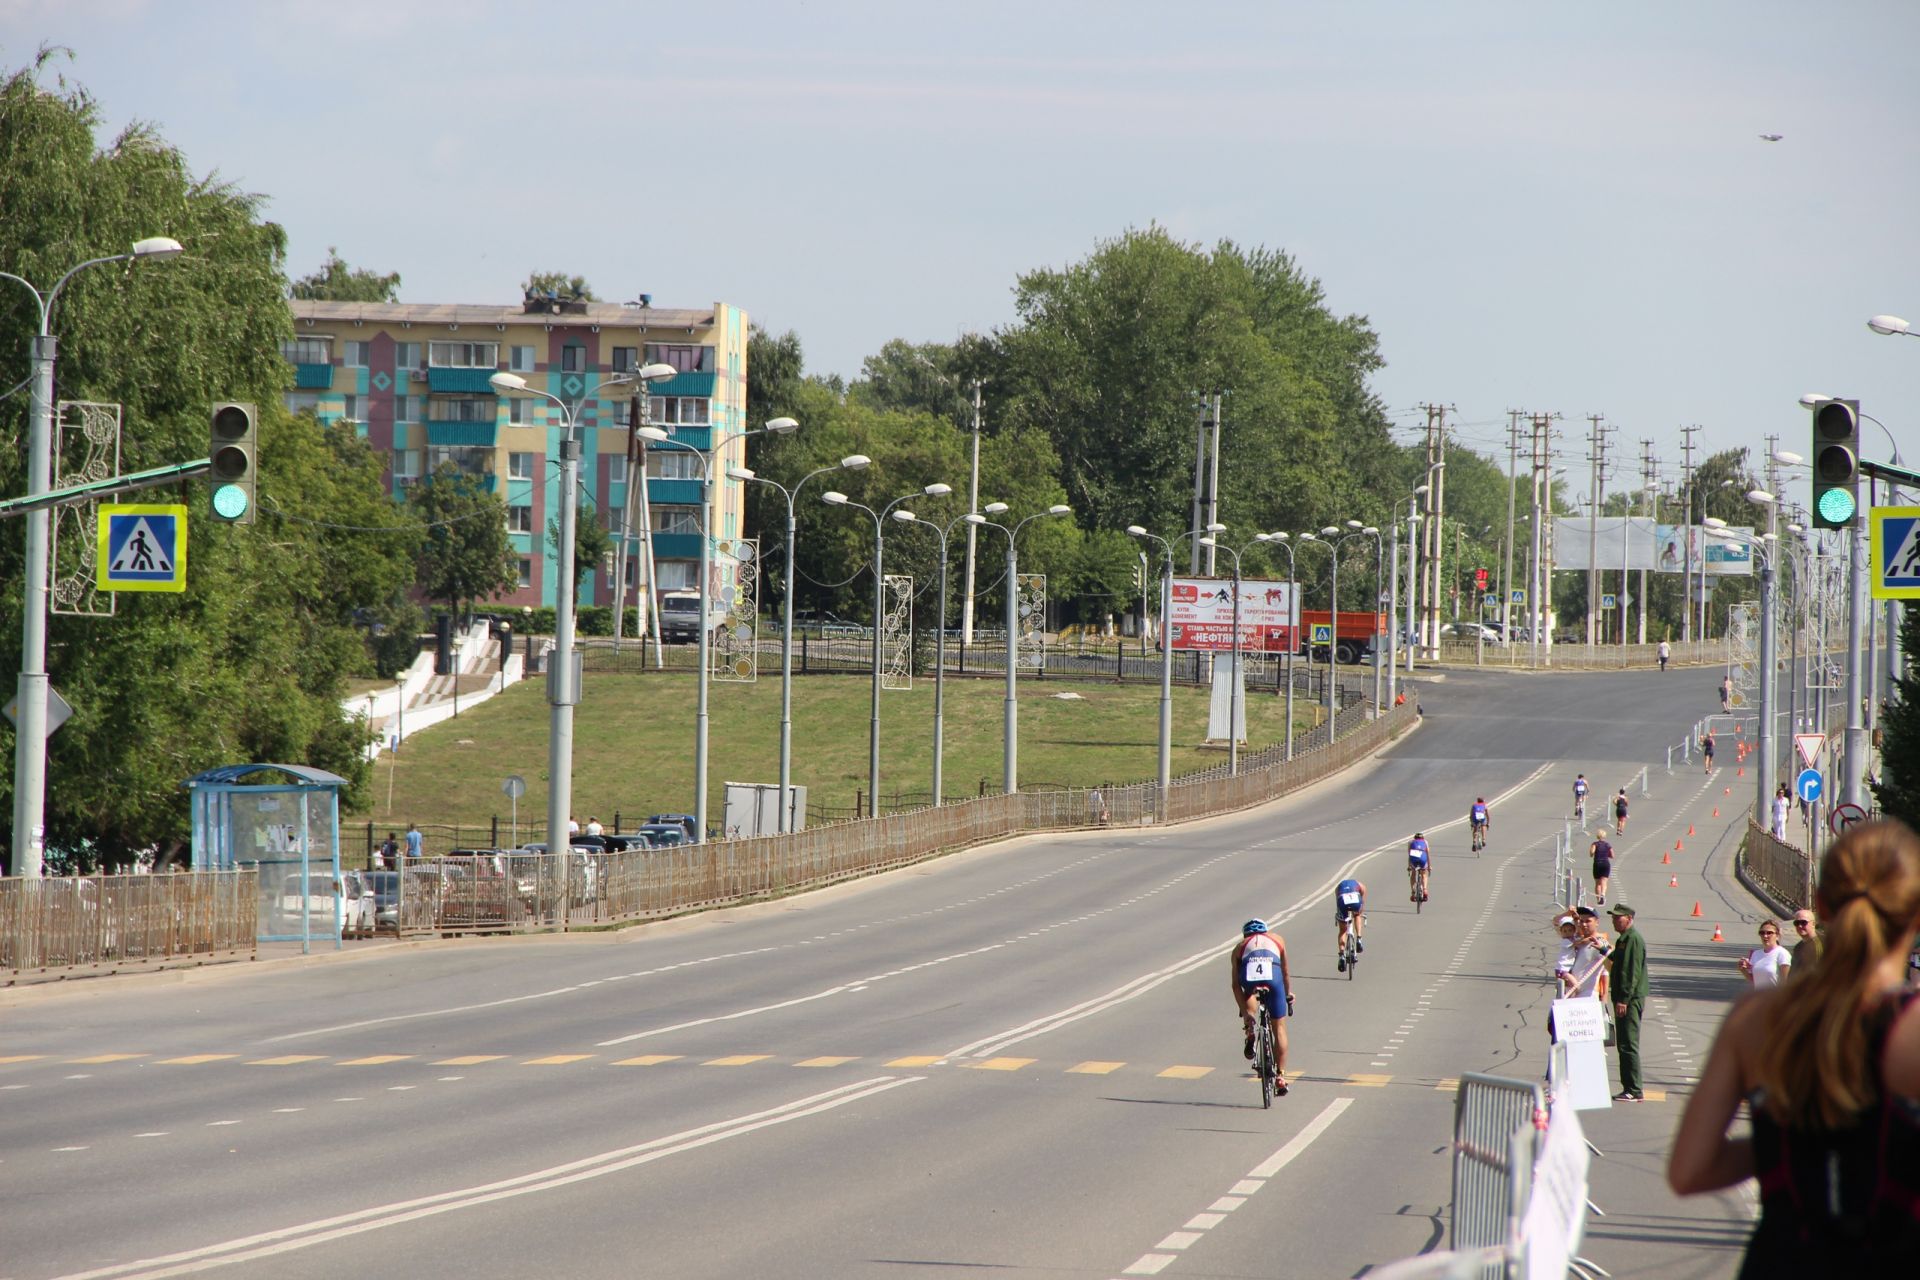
top-left (275, 870), bottom-right (374, 938)
top-left (1439, 622), bottom-right (1505, 645)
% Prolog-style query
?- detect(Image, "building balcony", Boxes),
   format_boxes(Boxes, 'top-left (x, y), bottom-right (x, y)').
top-left (426, 421), bottom-right (499, 448)
top-left (646, 425), bottom-right (711, 452)
top-left (646, 477), bottom-right (702, 506)
top-left (293, 363), bottom-right (334, 390)
top-left (647, 532), bottom-right (703, 560)
top-left (426, 367), bottom-right (502, 394)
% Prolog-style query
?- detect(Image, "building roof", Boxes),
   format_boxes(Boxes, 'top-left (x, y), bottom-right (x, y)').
top-left (290, 299), bottom-right (720, 332)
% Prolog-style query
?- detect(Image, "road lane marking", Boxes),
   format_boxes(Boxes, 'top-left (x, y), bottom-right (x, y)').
top-left (1156, 1231), bottom-right (1203, 1249)
top-left (69, 1054), bottom-right (145, 1064)
top-left (522, 1055), bottom-right (593, 1066)
top-left (704, 1055), bottom-right (771, 1066)
top-left (1347, 1074), bottom-right (1391, 1087)
top-left (433, 1056), bottom-right (504, 1066)
top-left (612, 1055), bottom-right (680, 1066)
top-left (1183, 1213), bottom-right (1225, 1229)
top-left (597, 984), bottom-right (856, 1047)
top-left (968, 1057), bottom-right (1035, 1071)
top-left (0, 1054), bottom-right (47, 1063)
top-left (1250, 1097), bottom-right (1353, 1177)
top-left (1229, 1180), bottom-right (1263, 1195)
top-left (1068, 1061), bottom-right (1126, 1074)
top-left (156, 1055), bottom-right (236, 1065)
top-left (795, 1056), bottom-right (858, 1067)
top-left (135, 1132), bottom-right (170, 1138)
top-left (1207, 1197), bottom-right (1246, 1212)
top-left (886, 1056), bottom-right (943, 1067)
top-left (1123, 1256), bottom-right (1176, 1275)
top-left (337, 1056), bottom-right (410, 1066)
top-left (247, 1056), bottom-right (324, 1066)
top-left (1156, 1066), bottom-right (1212, 1079)
top-left (46, 1075), bottom-right (925, 1280)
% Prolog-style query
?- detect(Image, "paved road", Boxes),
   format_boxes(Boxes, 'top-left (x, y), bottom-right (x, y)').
top-left (2, 665), bottom-right (1766, 1279)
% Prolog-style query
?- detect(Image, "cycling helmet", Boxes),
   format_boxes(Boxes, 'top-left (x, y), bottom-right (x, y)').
top-left (1413, 832), bottom-right (1425, 840)
top-left (1476, 797), bottom-right (1485, 803)
top-left (1243, 919), bottom-right (1269, 937)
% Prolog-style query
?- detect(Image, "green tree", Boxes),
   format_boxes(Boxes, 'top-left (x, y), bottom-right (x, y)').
top-left (407, 468), bottom-right (518, 621)
top-left (289, 246), bottom-right (401, 302)
top-left (1873, 605), bottom-right (1920, 828)
top-left (522, 271), bottom-right (597, 302)
top-left (0, 50), bottom-right (419, 867)
top-left (746, 324), bottom-right (805, 430)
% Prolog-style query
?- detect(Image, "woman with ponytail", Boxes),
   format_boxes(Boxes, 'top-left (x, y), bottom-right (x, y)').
top-left (1669, 819), bottom-right (1920, 1273)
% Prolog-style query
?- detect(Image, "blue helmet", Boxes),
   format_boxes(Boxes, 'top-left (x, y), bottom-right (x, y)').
top-left (1243, 919), bottom-right (1269, 937)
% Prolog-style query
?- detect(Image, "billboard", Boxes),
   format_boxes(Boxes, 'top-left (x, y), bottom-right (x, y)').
top-left (1550, 517), bottom-right (1659, 571)
top-left (1168, 577), bottom-right (1297, 652)
top-left (1655, 524), bottom-right (1754, 576)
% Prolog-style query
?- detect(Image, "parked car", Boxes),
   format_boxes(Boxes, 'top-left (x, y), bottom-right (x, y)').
top-left (637, 823), bottom-right (688, 848)
top-left (364, 870), bottom-right (401, 934)
top-left (275, 871), bottom-right (347, 936)
top-left (648, 813), bottom-right (699, 841)
top-left (1439, 622), bottom-right (1504, 645)
top-left (340, 869), bottom-right (376, 938)
top-left (596, 833), bottom-right (653, 853)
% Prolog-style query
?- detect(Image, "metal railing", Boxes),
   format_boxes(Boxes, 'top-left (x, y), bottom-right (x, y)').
top-left (2, 869), bottom-right (258, 981)
top-left (1433, 639), bottom-right (1728, 670)
top-left (1742, 819), bottom-right (1810, 914)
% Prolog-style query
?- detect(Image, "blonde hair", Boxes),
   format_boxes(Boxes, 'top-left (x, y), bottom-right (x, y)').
top-left (1753, 820), bottom-right (1920, 1129)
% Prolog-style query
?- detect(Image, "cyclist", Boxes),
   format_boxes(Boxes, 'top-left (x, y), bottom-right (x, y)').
top-left (1231, 919), bottom-right (1293, 1094)
top-left (1470, 797), bottom-right (1491, 851)
top-left (1572, 773), bottom-right (1589, 822)
top-left (1613, 787), bottom-right (1630, 836)
top-left (1591, 829), bottom-right (1614, 907)
top-left (1334, 878), bottom-right (1367, 971)
top-left (1408, 832), bottom-right (1432, 903)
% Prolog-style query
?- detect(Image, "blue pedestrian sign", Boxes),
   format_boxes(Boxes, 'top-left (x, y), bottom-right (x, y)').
top-left (1600, 593), bottom-right (1617, 610)
top-left (96, 503), bottom-right (187, 593)
top-left (1310, 623), bottom-right (1333, 645)
top-left (1795, 767), bottom-right (1823, 804)
top-left (1870, 507), bottom-right (1920, 600)
top-left (1509, 589), bottom-right (1526, 605)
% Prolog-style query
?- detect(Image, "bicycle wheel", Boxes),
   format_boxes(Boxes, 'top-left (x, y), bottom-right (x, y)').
top-left (1345, 936), bottom-right (1356, 979)
top-left (1258, 1008), bottom-right (1274, 1109)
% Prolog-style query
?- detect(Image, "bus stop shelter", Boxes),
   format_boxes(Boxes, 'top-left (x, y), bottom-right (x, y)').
top-left (184, 763), bottom-right (346, 952)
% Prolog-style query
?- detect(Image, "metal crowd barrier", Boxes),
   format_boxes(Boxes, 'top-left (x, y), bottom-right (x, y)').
top-left (1449, 1073), bottom-right (1547, 1279)
top-left (2, 869), bottom-right (258, 982)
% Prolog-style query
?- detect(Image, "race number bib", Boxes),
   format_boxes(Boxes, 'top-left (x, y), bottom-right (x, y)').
top-left (1339, 890), bottom-right (1362, 907)
top-left (1243, 956), bottom-right (1275, 983)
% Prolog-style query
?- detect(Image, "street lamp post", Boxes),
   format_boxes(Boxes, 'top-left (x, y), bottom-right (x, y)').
top-left (1322, 524), bottom-right (1374, 739)
top-left (728, 452), bottom-right (868, 832)
top-left (892, 506), bottom-right (978, 807)
top-left (1405, 484), bottom-right (1430, 673)
top-left (1260, 533), bottom-right (1300, 760)
top-left (1126, 526), bottom-right (1177, 810)
top-left (979, 504), bottom-right (1072, 794)
top-left (4, 236), bottom-right (184, 877)
top-left (1297, 532), bottom-right (1333, 736)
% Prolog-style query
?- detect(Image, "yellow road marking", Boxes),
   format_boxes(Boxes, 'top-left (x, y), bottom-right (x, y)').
top-left (434, 1055), bottom-right (506, 1066)
top-left (795, 1056), bottom-right (858, 1067)
top-left (247, 1055), bottom-right (326, 1066)
top-left (704, 1055), bottom-right (770, 1066)
top-left (0, 1055), bottom-right (46, 1064)
top-left (1068, 1061), bottom-right (1126, 1075)
top-left (968, 1057), bottom-right (1035, 1071)
top-left (612, 1055), bottom-right (681, 1066)
top-left (67, 1054), bottom-right (146, 1064)
top-left (336, 1055), bottom-right (411, 1066)
top-left (1643, 1088), bottom-right (1669, 1102)
top-left (1347, 1073), bottom-right (1392, 1087)
top-left (1435, 1077), bottom-right (1460, 1091)
top-left (523, 1054), bottom-right (594, 1066)
top-left (1157, 1065), bottom-right (1213, 1079)
top-left (886, 1055), bottom-right (944, 1067)
top-left (156, 1054), bottom-right (237, 1065)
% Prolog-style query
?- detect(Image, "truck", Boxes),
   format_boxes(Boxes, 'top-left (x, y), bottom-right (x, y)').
top-left (1297, 610), bottom-right (1385, 666)
top-left (658, 590), bottom-right (723, 644)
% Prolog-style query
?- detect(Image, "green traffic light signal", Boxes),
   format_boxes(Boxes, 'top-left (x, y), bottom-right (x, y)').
top-left (1810, 398), bottom-right (1860, 530)
top-left (208, 402), bottom-right (257, 525)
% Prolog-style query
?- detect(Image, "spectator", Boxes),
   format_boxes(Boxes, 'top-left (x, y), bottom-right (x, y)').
top-left (1668, 820), bottom-right (1920, 1271)
top-left (378, 831), bottom-right (400, 870)
top-left (1089, 787), bottom-right (1109, 826)
top-left (404, 823), bottom-right (423, 860)
top-left (1740, 921), bottom-right (1793, 988)
top-left (1701, 730), bottom-right (1715, 773)
top-left (585, 816), bottom-right (604, 837)
top-left (1790, 909), bottom-right (1821, 970)
top-left (1567, 907), bottom-right (1611, 1001)
top-left (1772, 785), bottom-right (1791, 841)
top-left (1551, 912), bottom-right (1579, 996)
top-left (1607, 903), bottom-right (1648, 1101)
top-left (1720, 674), bottom-right (1733, 713)
top-left (1658, 638), bottom-right (1671, 672)
top-left (567, 815), bottom-right (580, 836)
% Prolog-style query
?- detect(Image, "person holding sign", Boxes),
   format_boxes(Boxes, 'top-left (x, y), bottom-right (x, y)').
top-left (1669, 820), bottom-right (1920, 1270)
top-left (1231, 919), bottom-right (1294, 1094)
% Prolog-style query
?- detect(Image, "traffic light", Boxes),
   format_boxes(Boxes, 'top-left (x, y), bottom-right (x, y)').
top-left (1811, 397), bottom-right (1860, 529)
top-left (208, 402), bottom-right (257, 524)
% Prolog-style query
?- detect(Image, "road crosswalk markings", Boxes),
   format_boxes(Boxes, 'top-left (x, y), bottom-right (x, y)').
top-left (795, 1056), bottom-right (859, 1067)
top-left (434, 1055), bottom-right (507, 1066)
top-left (1156, 1065), bottom-right (1212, 1079)
top-left (886, 1055), bottom-right (944, 1067)
top-left (1068, 1061), bottom-right (1126, 1074)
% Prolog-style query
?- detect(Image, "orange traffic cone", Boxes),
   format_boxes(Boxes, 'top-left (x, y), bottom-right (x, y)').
top-left (1712, 923), bottom-right (1725, 941)
top-left (1663, 849), bottom-right (1672, 864)
top-left (1669, 875), bottom-right (1679, 888)
top-left (1738, 766), bottom-right (1745, 777)
top-left (1691, 901), bottom-right (1704, 917)
top-left (1675, 839), bottom-right (1685, 852)
top-left (1687, 824), bottom-right (1695, 836)
top-left (1712, 806), bottom-right (1720, 818)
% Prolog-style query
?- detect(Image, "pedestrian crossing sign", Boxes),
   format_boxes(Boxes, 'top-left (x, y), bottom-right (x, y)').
top-left (1310, 623), bottom-right (1333, 645)
top-left (1509, 589), bottom-right (1526, 605)
top-left (96, 503), bottom-right (187, 592)
top-left (1870, 506), bottom-right (1920, 600)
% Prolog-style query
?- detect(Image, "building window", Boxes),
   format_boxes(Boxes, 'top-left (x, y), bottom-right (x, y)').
top-left (507, 397), bottom-right (533, 425)
top-left (428, 340), bottom-right (499, 368)
top-left (428, 445), bottom-right (491, 477)
top-left (509, 345), bottom-right (536, 372)
top-left (430, 395), bottom-right (496, 422)
top-left (342, 394), bottom-right (363, 422)
top-left (644, 343), bottom-right (713, 373)
top-left (345, 340), bottom-right (372, 368)
top-left (393, 395), bottom-right (416, 423)
top-left (509, 451), bottom-right (536, 481)
top-left (392, 448), bottom-right (422, 480)
top-left (280, 337), bottom-right (331, 365)
top-left (648, 450), bottom-right (702, 480)
top-left (283, 391), bottom-right (324, 416)
top-left (653, 509), bottom-right (700, 534)
top-left (518, 558), bottom-right (533, 588)
top-left (648, 397), bottom-right (710, 426)
top-left (507, 505), bottom-right (533, 534)
top-left (655, 560), bottom-right (695, 590)
top-left (612, 399), bottom-right (634, 427)
top-left (561, 345), bottom-right (586, 373)
top-left (605, 456), bottom-right (628, 485)
top-left (395, 342), bottom-right (421, 371)
top-left (610, 346), bottom-right (638, 372)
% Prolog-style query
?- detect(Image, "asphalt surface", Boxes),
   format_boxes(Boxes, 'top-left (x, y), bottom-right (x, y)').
top-left (1, 664), bottom-right (1768, 1280)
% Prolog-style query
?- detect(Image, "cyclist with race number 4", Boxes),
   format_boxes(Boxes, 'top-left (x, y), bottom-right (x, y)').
top-left (1334, 878), bottom-right (1367, 971)
top-left (1470, 797), bottom-right (1491, 851)
top-left (1232, 919), bottom-right (1294, 1094)
top-left (1408, 832), bottom-right (1432, 903)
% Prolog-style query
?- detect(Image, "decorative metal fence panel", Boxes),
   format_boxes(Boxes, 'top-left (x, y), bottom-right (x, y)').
top-left (2, 869), bottom-right (258, 981)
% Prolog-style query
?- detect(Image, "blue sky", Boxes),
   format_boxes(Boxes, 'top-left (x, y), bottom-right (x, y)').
top-left (8, 0), bottom-right (1919, 499)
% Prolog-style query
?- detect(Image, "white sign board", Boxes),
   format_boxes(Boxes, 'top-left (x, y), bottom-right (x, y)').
top-left (1520, 1101), bottom-right (1592, 1280)
top-left (1551, 998), bottom-right (1614, 1112)
top-left (1167, 577), bottom-right (1297, 653)
top-left (1794, 733), bottom-right (1826, 768)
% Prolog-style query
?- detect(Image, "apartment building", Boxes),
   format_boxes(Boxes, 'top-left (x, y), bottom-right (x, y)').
top-left (284, 294), bottom-right (750, 616)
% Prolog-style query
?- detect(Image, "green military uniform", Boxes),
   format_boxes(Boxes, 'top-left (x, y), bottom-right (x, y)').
top-left (1607, 904), bottom-right (1649, 1098)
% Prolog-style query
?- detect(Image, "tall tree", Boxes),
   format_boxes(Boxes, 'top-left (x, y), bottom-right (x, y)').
top-left (289, 246), bottom-right (401, 302)
top-left (521, 271), bottom-right (597, 301)
top-left (0, 49), bottom-right (421, 864)
top-left (746, 324), bottom-right (805, 430)
top-left (407, 468), bottom-right (518, 620)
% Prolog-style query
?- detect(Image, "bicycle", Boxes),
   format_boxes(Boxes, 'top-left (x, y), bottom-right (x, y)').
top-left (1409, 863), bottom-right (1428, 913)
top-left (1573, 794), bottom-right (1586, 824)
top-left (1471, 821), bottom-right (1487, 853)
top-left (1341, 921), bottom-right (1359, 980)
top-left (1253, 992), bottom-right (1287, 1107)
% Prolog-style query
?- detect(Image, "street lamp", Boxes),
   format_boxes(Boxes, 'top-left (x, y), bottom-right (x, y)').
top-left (728, 452), bottom-right (869, 832)
top-left (635, 416), bottom-right (801, 841)
top-left (823, 482), bottom-right (951, 816)
top-left (1706, 516), bottom-right (1779, 831)
top-left (1406, 482), bottom-right (1431, 673)
top-left (892, 506), bottom-right (980, 806)
top-left (978, 503), bottom-right (1072, 793)
top-left (1321, 523), bottom-right (1373, 739)
top-left (4, 236), bottom-right (184, 877)
top-left (1868, 315), bottom-right (1914, 338)
top-left (1196, 536), bottom-right (1246, 774)
top-left (1125, 525), bottom-right (1177, 810)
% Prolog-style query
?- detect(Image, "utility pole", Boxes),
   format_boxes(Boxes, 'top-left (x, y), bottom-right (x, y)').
top-left (1189, 395), bottom-right (1207, 576)
top-left (1418, 402), bottom-right (1453, 656)
top-left (1206, 391), bottom-right (1223, 576)
top-left (1680, 424), bottom-right (1699, 650)
top-left (1527, 413), bottom-right (1547, 667)
top-left (1639, 440), bottom-right (1656, 646)
top-left (1503, 410), bottom-right (1522, 642)
top-left (960, 379), bottom-right (983, 644)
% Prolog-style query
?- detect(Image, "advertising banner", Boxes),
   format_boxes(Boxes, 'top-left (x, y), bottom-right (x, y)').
top-left (1168, 577), bottom-right (1297, 652)
top-left (1654, 524), bottom-right (1754, 576)
top-left (1550, 517), bottom-right (1659, 571)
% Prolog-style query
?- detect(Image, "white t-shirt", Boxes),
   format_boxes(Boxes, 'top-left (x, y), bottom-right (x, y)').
top-left (1747, 945), bottom-right (1792, 988)
top-left (1566, 939), bottom-right (1609, 998)
top-left (586, 820), bottom-right (604, 836)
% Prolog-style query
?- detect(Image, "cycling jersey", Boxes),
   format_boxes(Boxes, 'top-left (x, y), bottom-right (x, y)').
top-left (1470, 803), bottom-right (1489, 825)
top-left (1574, 779), bottom-right (1589, 797)
top-left (1236, 932), bottom-right (1286, 1018)
top-left (1334, 878), bottom-right (1365, 920)
top-left (1407, 837), bottom-right (1430, 867)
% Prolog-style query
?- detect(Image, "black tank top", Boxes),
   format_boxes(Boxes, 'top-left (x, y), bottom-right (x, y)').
top-left (1741, 991), bottom-right (1920, 1276)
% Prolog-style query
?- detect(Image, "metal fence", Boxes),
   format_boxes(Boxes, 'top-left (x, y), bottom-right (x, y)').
top-left (1742, 819), bottom-right (1811, 914)
top-left (1431, 639), bottom-right (1729, 670)
top-left (1449, 1073), bottom-right (1546, 1278)
top-left (371, 699), bottom-right (1419, 936)
top-left (2, 869), bottom-right (258, 982)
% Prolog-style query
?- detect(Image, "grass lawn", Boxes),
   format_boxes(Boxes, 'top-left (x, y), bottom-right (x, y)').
top-left (358, 671), bottom-right (1319, 831)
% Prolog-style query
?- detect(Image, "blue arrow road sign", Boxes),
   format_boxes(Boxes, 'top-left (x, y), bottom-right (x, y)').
top-left (1795, 767), bottom-right (1823, 804)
